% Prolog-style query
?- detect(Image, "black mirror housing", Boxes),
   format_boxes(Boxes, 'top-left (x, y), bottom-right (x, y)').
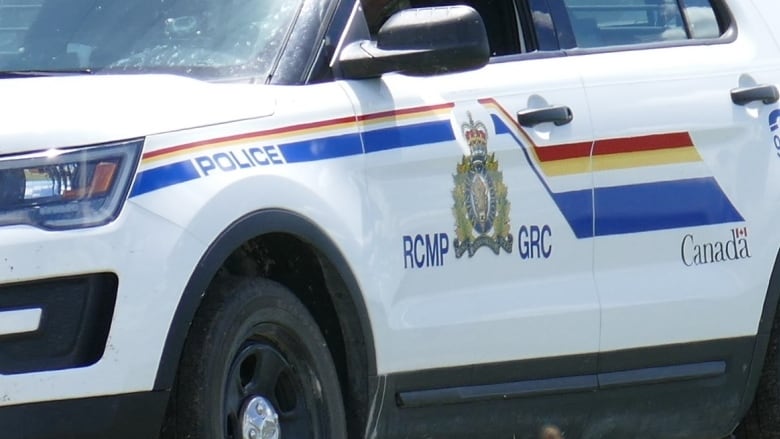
top-left (339, 6), bottom-right (490, 79)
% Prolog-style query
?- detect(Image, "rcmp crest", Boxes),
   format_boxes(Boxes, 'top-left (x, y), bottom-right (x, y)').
top-left (452, 112), bottom-right (513, 258)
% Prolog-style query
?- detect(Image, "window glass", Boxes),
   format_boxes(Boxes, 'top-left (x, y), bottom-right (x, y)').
top-left (530, 0), bottom-right (559, 51)
top-left (682, 0), bottom-right (720, 39)
top-left (0, 0), bottom-right (301, 80)
top-left (363, 0), bottom-right (410, 35)
top-left (561, 0), bottom-right (722, 48)
top-left (0, 0), bottom-right (43, 56)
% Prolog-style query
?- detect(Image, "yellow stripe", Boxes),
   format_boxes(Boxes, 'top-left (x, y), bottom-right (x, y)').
top-left (143, 120), bottom-right (358, 165)
top-left (482, 101), bottom-right (704, 177)
top-left (537, 146), bottom-right (702, 177)
top-left (593, 146), bottom-right (701, 172)
top-left (358, 108), bottom-right (452, 127)
top-left (539, 157), bottom-right (591, 177)
top-left (143, 108), bottom-right (450, 165)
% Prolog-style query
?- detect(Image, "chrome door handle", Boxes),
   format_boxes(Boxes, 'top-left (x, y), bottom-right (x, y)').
top-left (731, 84), bottom-right (780, 106)
top-left (517, 106), bottom-right (573, 127)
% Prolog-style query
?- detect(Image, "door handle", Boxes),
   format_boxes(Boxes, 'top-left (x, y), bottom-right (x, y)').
top-left (730, 84), bottom-right (779, 106)
top-left (517, 106), bottom-right (573, 127)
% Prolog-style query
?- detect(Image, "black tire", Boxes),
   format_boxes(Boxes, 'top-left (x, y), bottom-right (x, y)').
top-left (167, 276), bottom-right (347, 439)
top-left (735, 314), bottom-right (780, 438)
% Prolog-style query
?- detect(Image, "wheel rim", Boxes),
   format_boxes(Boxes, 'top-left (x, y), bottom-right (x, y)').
top-left (224, 339), bottom-right (313, 439)
top-left (240, 396), bottom-right (280, 439)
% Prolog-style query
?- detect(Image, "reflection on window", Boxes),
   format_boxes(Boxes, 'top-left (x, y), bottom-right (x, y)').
top-left (562, 0), bottom-right (722, 49)
top-left (530, 0), bottom-right (558, 51)
top-left (683, 0), bottom-right (720, 39)
top-left (0, 0), bottom-right (43, 55)
top-left (0, 0), bottom-right (301, 80)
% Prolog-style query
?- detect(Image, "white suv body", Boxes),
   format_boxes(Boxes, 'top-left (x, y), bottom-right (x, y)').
top-left (1, 0), bottom-right (780, 438)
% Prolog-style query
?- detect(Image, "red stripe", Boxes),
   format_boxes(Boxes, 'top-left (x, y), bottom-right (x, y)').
top-left (481, 98), bottom-right (694, 163)
top-left (534, 142), bottom-right (592, 162)
top-left (479, 98), bottom-right (591, 161)
top-left (143, 115), bottom-right (356, 160)
top-left (594, 132), bottom-right (692, 156)
top-left (143, 103), bottom-right (455, 161)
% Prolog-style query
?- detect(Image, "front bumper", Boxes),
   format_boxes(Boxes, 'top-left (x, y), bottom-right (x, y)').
top-left (0, 201), bottom-right (205, 408)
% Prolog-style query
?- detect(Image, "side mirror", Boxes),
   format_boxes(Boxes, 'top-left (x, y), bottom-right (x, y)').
top-left (339, 5), bottom-right (490, 79)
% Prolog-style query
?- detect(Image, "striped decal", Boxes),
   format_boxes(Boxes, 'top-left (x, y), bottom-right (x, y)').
top-left (550, 190), bottom-right (594, 239)
top-left (362, 120), bottom-right (455, 153)
top-left (141, 116), bottom-right (357, 166)
top-left (131, 98), bottom-right (744, 239)
top-left (279, 133), bottom-right (363, 163)
top-left (593, 133), bottom-right (702, 173)
top-left (130, 104), bottom-right (455, 197)
top-left (131, 161), bottom-right (201, 198)
top-left (483, 98), bottom-right (702, 177)
top-left (484, 100), bottom-right (743, 238)
top-left (593, 178), bottom-right (743, 236)
top-left (140, 103), bottom-right (454, 165)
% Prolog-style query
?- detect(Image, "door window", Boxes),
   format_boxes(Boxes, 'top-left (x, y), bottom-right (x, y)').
top-left (561, 0), bottom-right (724, 48)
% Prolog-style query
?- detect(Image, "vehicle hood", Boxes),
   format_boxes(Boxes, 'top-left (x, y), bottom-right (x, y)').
top-left (0, 75), bottom-right (276, 155)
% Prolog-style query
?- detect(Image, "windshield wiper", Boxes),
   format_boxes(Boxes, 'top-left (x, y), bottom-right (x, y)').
top-left (0, 69), bottom-right (94, 78)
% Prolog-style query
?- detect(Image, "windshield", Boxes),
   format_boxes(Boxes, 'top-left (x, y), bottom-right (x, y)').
top-left (0, 0), bottom-right (302, 80)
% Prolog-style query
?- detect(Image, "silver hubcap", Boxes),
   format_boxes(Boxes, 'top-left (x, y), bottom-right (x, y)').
top-left (241, 396), bottom-right (280, 439)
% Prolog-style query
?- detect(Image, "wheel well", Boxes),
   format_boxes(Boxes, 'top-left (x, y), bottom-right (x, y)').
top-left (218, 232), bottom-right (370, 438)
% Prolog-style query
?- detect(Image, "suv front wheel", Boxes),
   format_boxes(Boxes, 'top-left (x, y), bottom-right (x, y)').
top-left (167, 276), bottom-right (347, 439)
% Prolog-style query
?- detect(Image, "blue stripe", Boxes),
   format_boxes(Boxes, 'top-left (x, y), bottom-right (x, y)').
top-left (552, 190), bottom-right (594, 238)
top-left (280, 133), bottom-right (363, 163)
top-left (131, 160), bottom-right (201, 197)
top-left (490, 114), bottom-right (744, 237)
top-left (492, 114), bottom-right (512, 136)
top-left (130, 117), bottom-right (744, 239)
top-left (131, 121), bottom-right (454, 197)
top-left (363, 121), bottom-right (455, 153)
top-left (593, 178), bottom-right (744, 236)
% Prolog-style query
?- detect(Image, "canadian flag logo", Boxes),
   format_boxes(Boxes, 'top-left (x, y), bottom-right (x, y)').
top-left (682, 227), bottom-right (752, 267)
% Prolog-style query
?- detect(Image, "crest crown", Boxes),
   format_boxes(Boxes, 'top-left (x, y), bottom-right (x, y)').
top-left (462, 112), bottom-right (488, 161)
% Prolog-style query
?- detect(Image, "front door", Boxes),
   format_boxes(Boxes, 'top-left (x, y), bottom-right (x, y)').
top-left (342, 0), bottom-right (600, 396)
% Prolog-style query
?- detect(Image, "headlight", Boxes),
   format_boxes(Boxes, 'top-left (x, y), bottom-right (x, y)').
top-left (0, 140), bottom-right (143, 230)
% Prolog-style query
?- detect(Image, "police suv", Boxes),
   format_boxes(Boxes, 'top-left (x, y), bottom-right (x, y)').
top-left (1, 0), bottom-right (780, 438)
